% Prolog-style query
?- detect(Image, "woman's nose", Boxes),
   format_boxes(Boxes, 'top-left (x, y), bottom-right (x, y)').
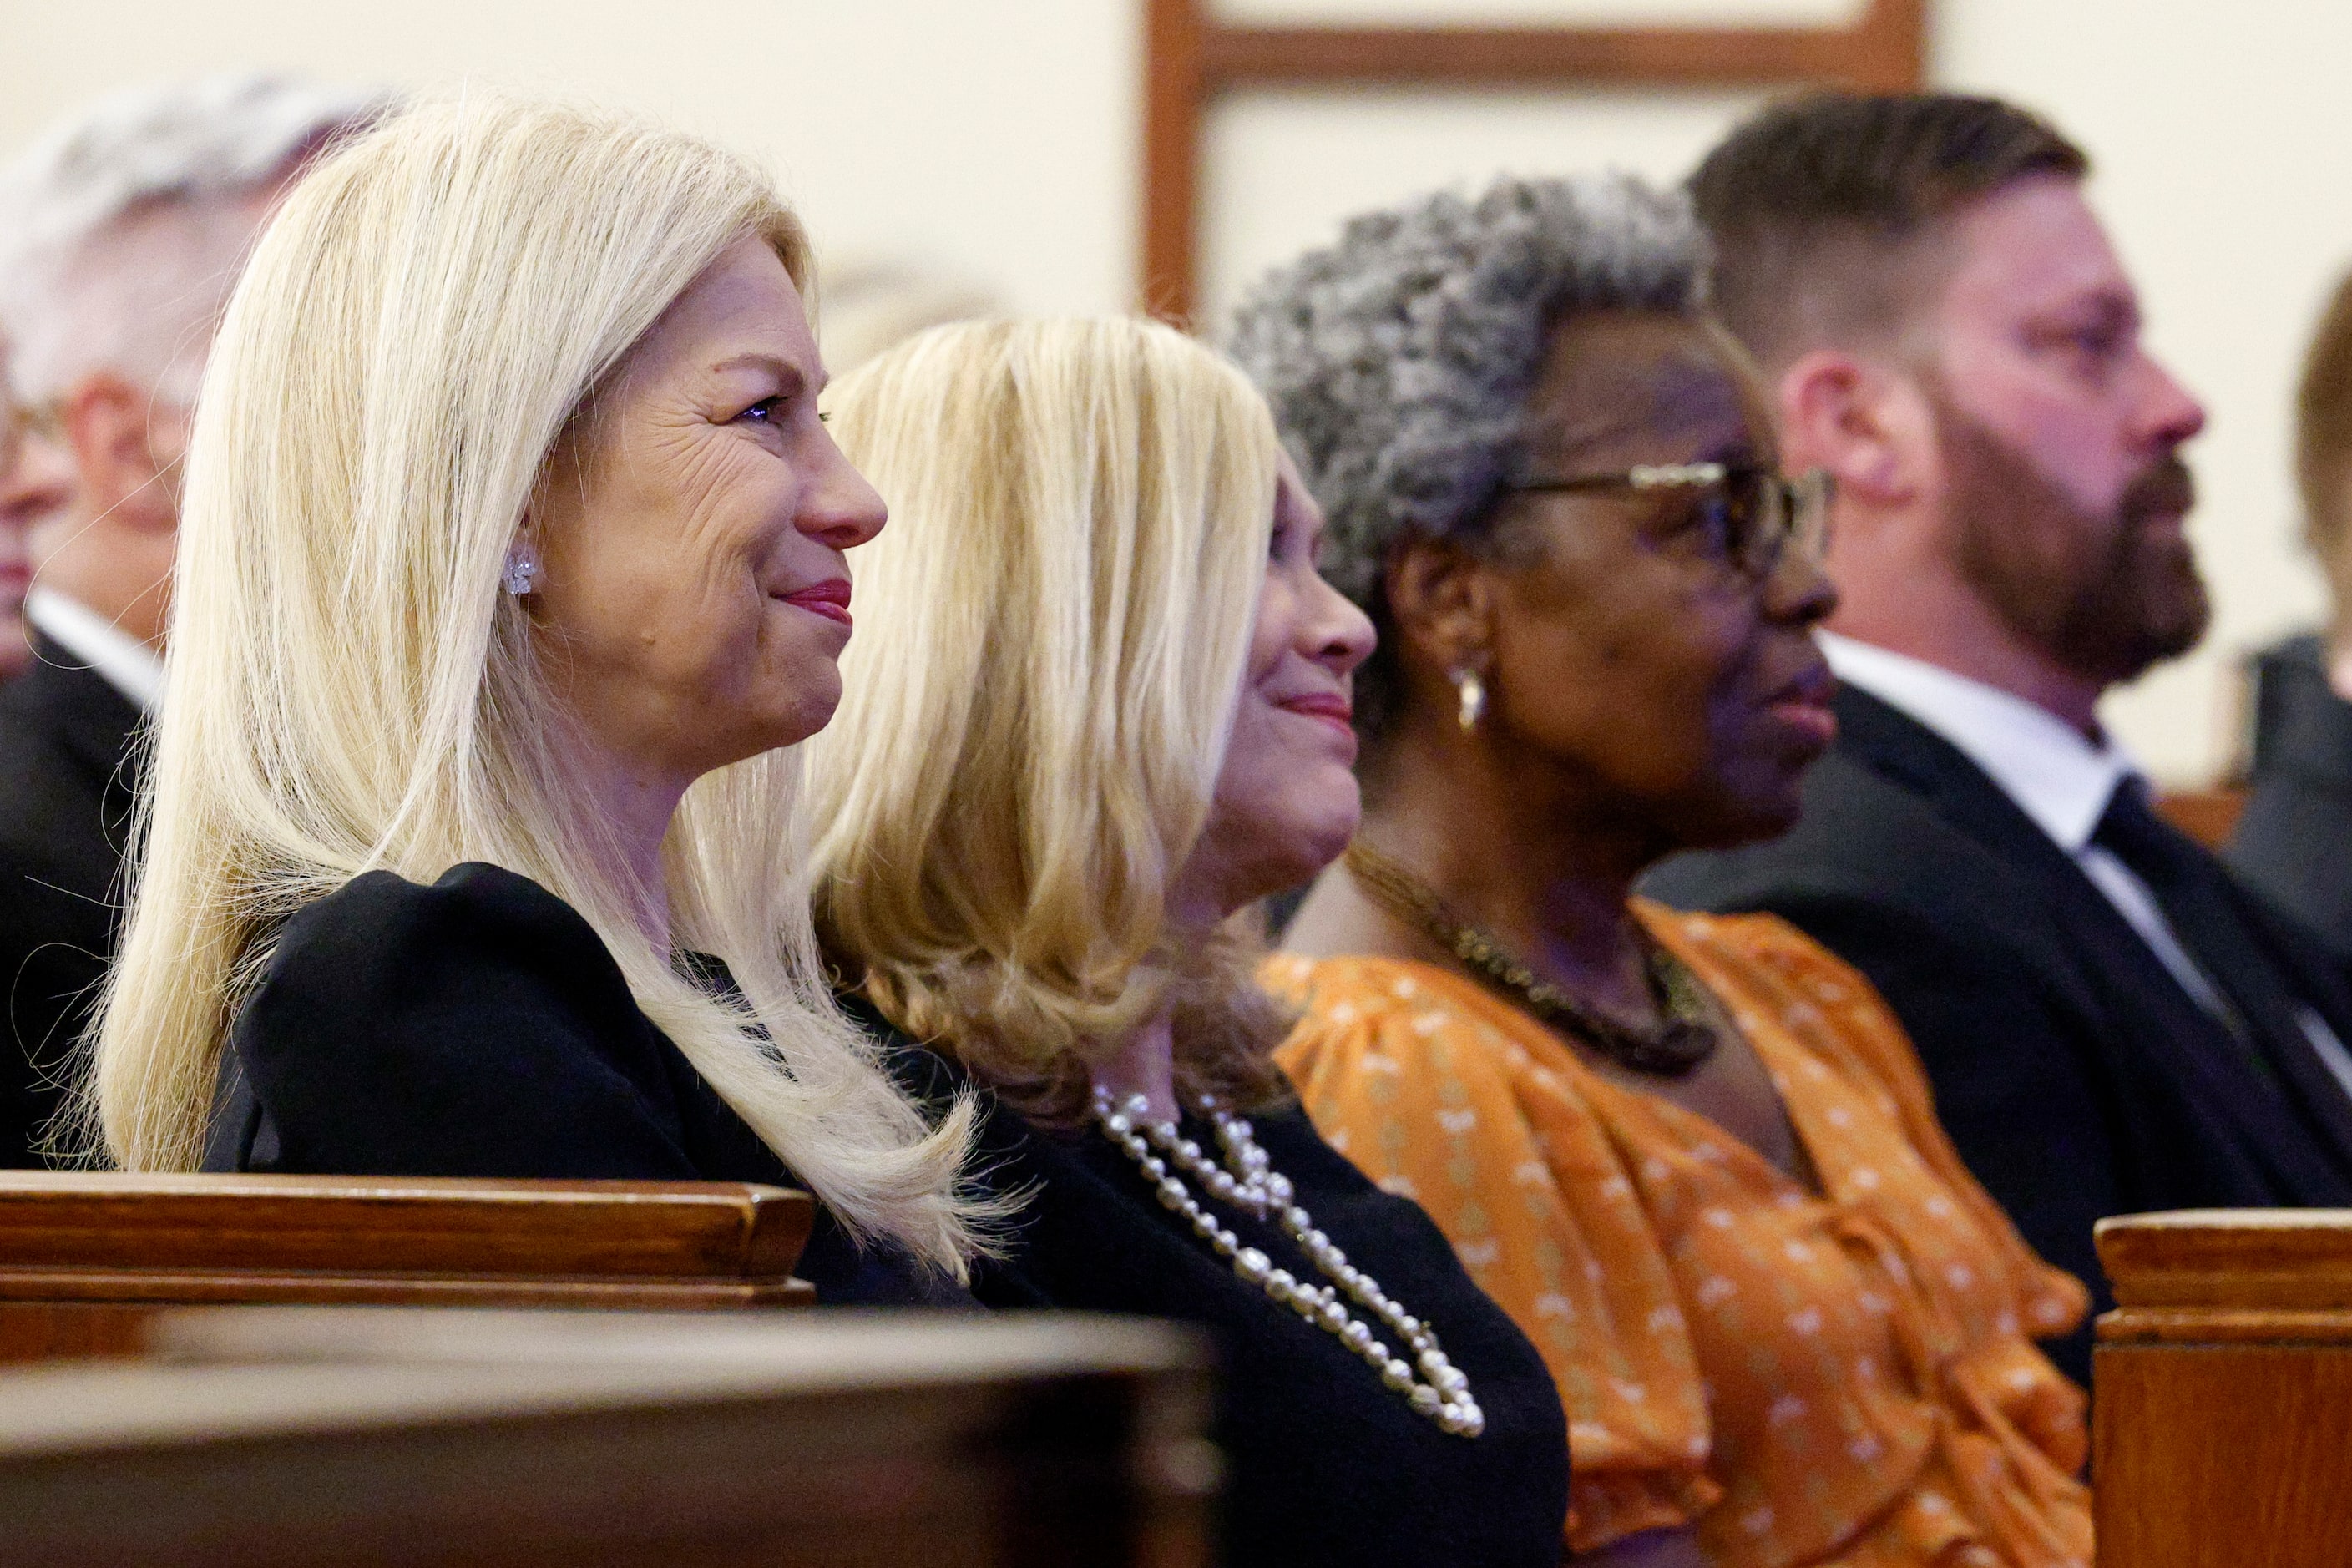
top-left (799, 438), bottom-right (888, 551)
top-left (1310, 575), bottom-right (1377, 672)
top-left (1759, 540), bottom-right (1838, 626)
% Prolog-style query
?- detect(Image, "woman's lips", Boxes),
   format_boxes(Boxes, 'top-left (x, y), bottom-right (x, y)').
top-left (780, 578), bottom-right (852, 627)
top-left (1768, 695), bottom-right (1839, 750)
top-left (1280, 692), bottom-right (1357, 742)
top-left (1764, 665), bottom-right (1839, 750)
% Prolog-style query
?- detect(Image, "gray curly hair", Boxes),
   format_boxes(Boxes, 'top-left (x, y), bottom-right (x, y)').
top-left (1227, 171), bottom-right (1708, 743)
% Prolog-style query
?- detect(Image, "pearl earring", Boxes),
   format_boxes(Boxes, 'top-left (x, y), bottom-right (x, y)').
top-left (1453, 667), bottom-right (1486, 736)
top-left (501, 545), bottom-right (539, 597)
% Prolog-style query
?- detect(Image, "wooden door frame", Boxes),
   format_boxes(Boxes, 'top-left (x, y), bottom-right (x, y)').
top-left (1141, 0), bottom-right (1929, 321)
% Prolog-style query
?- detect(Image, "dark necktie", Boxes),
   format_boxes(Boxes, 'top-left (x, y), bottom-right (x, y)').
top-left (2092, 776), bottom-right (2304, 1085)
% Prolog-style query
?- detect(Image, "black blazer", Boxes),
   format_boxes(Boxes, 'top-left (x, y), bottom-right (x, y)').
top-left (1645, 685), bottom-right (2352, 1384)
top-left (850, 999), bottom-right (1571, 1568)
top-left (0, 635), bottom-right (145, 1165)
top-left (204, 862), bottom-right (969, 1307)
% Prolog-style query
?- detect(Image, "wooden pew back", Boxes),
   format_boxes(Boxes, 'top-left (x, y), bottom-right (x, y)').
top-left (0, 1306), bottom-right (1216, 1568)
top-left (0, 1172), bottom-right (813, 1362)
top-left (2094, 1208), bottom-right (2352, 1568)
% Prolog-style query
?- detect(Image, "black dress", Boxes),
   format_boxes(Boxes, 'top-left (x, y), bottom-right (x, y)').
top-left (847, 1001), bottom-right (1571, 1568)
top-left (203, 862), bottom-right (969, 1307)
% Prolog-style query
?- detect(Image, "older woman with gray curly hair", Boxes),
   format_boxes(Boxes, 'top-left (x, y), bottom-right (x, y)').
top-left (1237, 174), bottom-right (2097, 1568)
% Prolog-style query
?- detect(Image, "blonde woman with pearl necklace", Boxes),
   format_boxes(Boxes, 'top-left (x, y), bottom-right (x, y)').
top-left (807, 316), bottom-right (1569, 1568)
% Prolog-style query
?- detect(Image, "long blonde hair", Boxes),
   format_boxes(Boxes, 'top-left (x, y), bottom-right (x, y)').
top-left (86, 94), bottom-right (984, 1275)
top-left (809, 316), bottom-right (1293, 1127)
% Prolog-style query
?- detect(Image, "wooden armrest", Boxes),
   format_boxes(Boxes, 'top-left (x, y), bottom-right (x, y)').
top-left (0, 1175), bottom-right (817, 1363)
top-left (2097, 1207), bottom-right (2352, 1342)
top-left (2093, 1211), bottom-right (2352, 1565)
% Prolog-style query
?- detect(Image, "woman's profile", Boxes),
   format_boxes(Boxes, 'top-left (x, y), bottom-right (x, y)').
top-left (83, 94), bottom-right (987, 1302)
top-left (1234, 175), bottom-right (2094, 1568)
top-left (807, 316), bottom-right (1571, 1568)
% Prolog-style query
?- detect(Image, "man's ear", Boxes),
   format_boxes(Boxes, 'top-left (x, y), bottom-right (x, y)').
top-left (1776, 348), bottom-right (1925, 509)
top-left (1384, 534), bottom-right (1497, 680)
top-left (55, 372), bottom-right (180, 530)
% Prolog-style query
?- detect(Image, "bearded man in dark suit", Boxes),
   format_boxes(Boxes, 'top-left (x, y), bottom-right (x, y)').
top-left (1646, 93), bottom-right (2352, 1386)
top-left (0, 75), bottom-right (384, 1163)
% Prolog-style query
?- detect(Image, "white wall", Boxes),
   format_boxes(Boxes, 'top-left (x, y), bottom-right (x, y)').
top-left (0, 0), bottom-right (2345, 781)
top-left (0, 2), bottom-right (1143, 320)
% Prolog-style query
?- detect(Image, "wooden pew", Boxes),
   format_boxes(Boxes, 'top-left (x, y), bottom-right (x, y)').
top-left (2155, 786), bottom-right (2248, 851)
top-left (0, 1172), bottom-right (814, 1363)
top-left (0, 1304), bottom-right (1217, 1568)
top-left (2094, 1208), bottom-right (2352, 1567)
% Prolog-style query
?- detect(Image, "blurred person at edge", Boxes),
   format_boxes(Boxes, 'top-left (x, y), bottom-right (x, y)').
top-left (0, 75), bottom-right (386, 1165)
top-left (1234, 172), bottom-right (2091, 1568)
top-left (2228, 266), bottom-right (2352, 953)
top-left (0, 341), bottom-right (61, 680)
top-left (1646, 92), bottom-right (2352, 1383)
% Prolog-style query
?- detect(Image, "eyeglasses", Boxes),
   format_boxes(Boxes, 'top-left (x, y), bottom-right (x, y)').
top-left (1503, 462), bottom-right (1834, 580)
top-left (0, 397), bottom-right (63, 479)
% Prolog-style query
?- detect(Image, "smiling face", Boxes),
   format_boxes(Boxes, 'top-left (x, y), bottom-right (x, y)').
top-left (1179, 457), bottom-right (1378, 922)
top-left (1920, 175), bottom-right (2211, 685)
top-left (1473, 311), bottom-right (1839, 849)
top-left (530, 236), bottom-right (886, 787)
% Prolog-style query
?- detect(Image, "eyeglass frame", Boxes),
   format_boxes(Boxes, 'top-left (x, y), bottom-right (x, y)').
top-left (0, 395), bottom-right (65, 480)
top-left (1499, 461), bottom-right (1834, 581)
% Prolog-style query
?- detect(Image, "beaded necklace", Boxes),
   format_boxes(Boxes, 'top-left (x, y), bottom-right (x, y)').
top-left (1343, 840), bottom-right (1719, 1077)
top-left (1091, 1085), bottom-right (1484, 1437)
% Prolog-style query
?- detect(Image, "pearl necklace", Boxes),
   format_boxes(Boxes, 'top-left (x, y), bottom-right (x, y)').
top-left (1092, 1085), bottom-right (1485, 1438)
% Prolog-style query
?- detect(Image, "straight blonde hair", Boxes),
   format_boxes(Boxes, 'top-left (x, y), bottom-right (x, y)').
top-left (84, 94), bottom-right (984, 1275)
top-left (809, 316), bottom-right (1293, 1127)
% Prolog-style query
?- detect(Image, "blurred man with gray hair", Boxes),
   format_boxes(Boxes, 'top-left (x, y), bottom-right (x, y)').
top-left (0, 73), bottom-right (384, 1163)
top-left (0, 341), bottom-right (52, 682)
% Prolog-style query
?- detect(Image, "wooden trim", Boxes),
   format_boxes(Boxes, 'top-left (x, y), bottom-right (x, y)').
top-left (2096, 1207), bottom-right (2352, 1311)
top-left (1144, 0), bottom-right (1210, 321)
top-left (1201, 19), bottom-right (1907, 89)
top-left (0, 1271), bottom-right (816, 1309)
top-left (2099, 1307), bottom-right (2352, 1346)
top-left (0, 1174), bottom-right (822, 1340)
top-left (2155, 786), bottom-right (2247, 851)
top-left (1141, 0), bottom-right (1930, 321)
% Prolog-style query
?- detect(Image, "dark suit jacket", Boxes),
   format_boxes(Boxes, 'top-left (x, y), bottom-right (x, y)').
top-left (1645, 684), bottom-right (2352, 1384)
top-left (0, 635), bottom-right (144, 1165)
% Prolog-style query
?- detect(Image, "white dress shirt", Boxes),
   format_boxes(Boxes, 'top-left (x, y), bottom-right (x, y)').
top-left (1821, 632), bottom-right (2352, 1100)
top-left (25, 588), bottom-right (164, 714)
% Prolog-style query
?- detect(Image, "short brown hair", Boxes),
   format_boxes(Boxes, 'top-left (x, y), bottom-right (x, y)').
top-left (2299, 269), bottom-right (2352, 585)
top-left (1691, 92), bottom-right (2088, 369)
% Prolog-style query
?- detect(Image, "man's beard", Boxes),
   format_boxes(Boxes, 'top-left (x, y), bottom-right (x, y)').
top-left (1935, 396), bottom-right (2210, 689)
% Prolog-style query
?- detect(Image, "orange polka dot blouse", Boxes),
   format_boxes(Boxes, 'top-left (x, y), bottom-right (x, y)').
top-left (1265, 903), bottom-right (2092, 1567)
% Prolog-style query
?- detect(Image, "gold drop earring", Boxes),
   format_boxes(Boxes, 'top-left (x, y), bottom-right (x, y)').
top-left (1452, 667), bottom-right (1486, 736)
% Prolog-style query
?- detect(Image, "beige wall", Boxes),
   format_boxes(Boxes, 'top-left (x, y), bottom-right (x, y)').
top-left (1, 0), bottom-right (2344, 781)
top-left (0, 3), bottom-right (1144, 321)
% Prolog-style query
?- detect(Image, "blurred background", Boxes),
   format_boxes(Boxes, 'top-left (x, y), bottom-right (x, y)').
top-left (2, 0), bottom-right (2343, 783)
